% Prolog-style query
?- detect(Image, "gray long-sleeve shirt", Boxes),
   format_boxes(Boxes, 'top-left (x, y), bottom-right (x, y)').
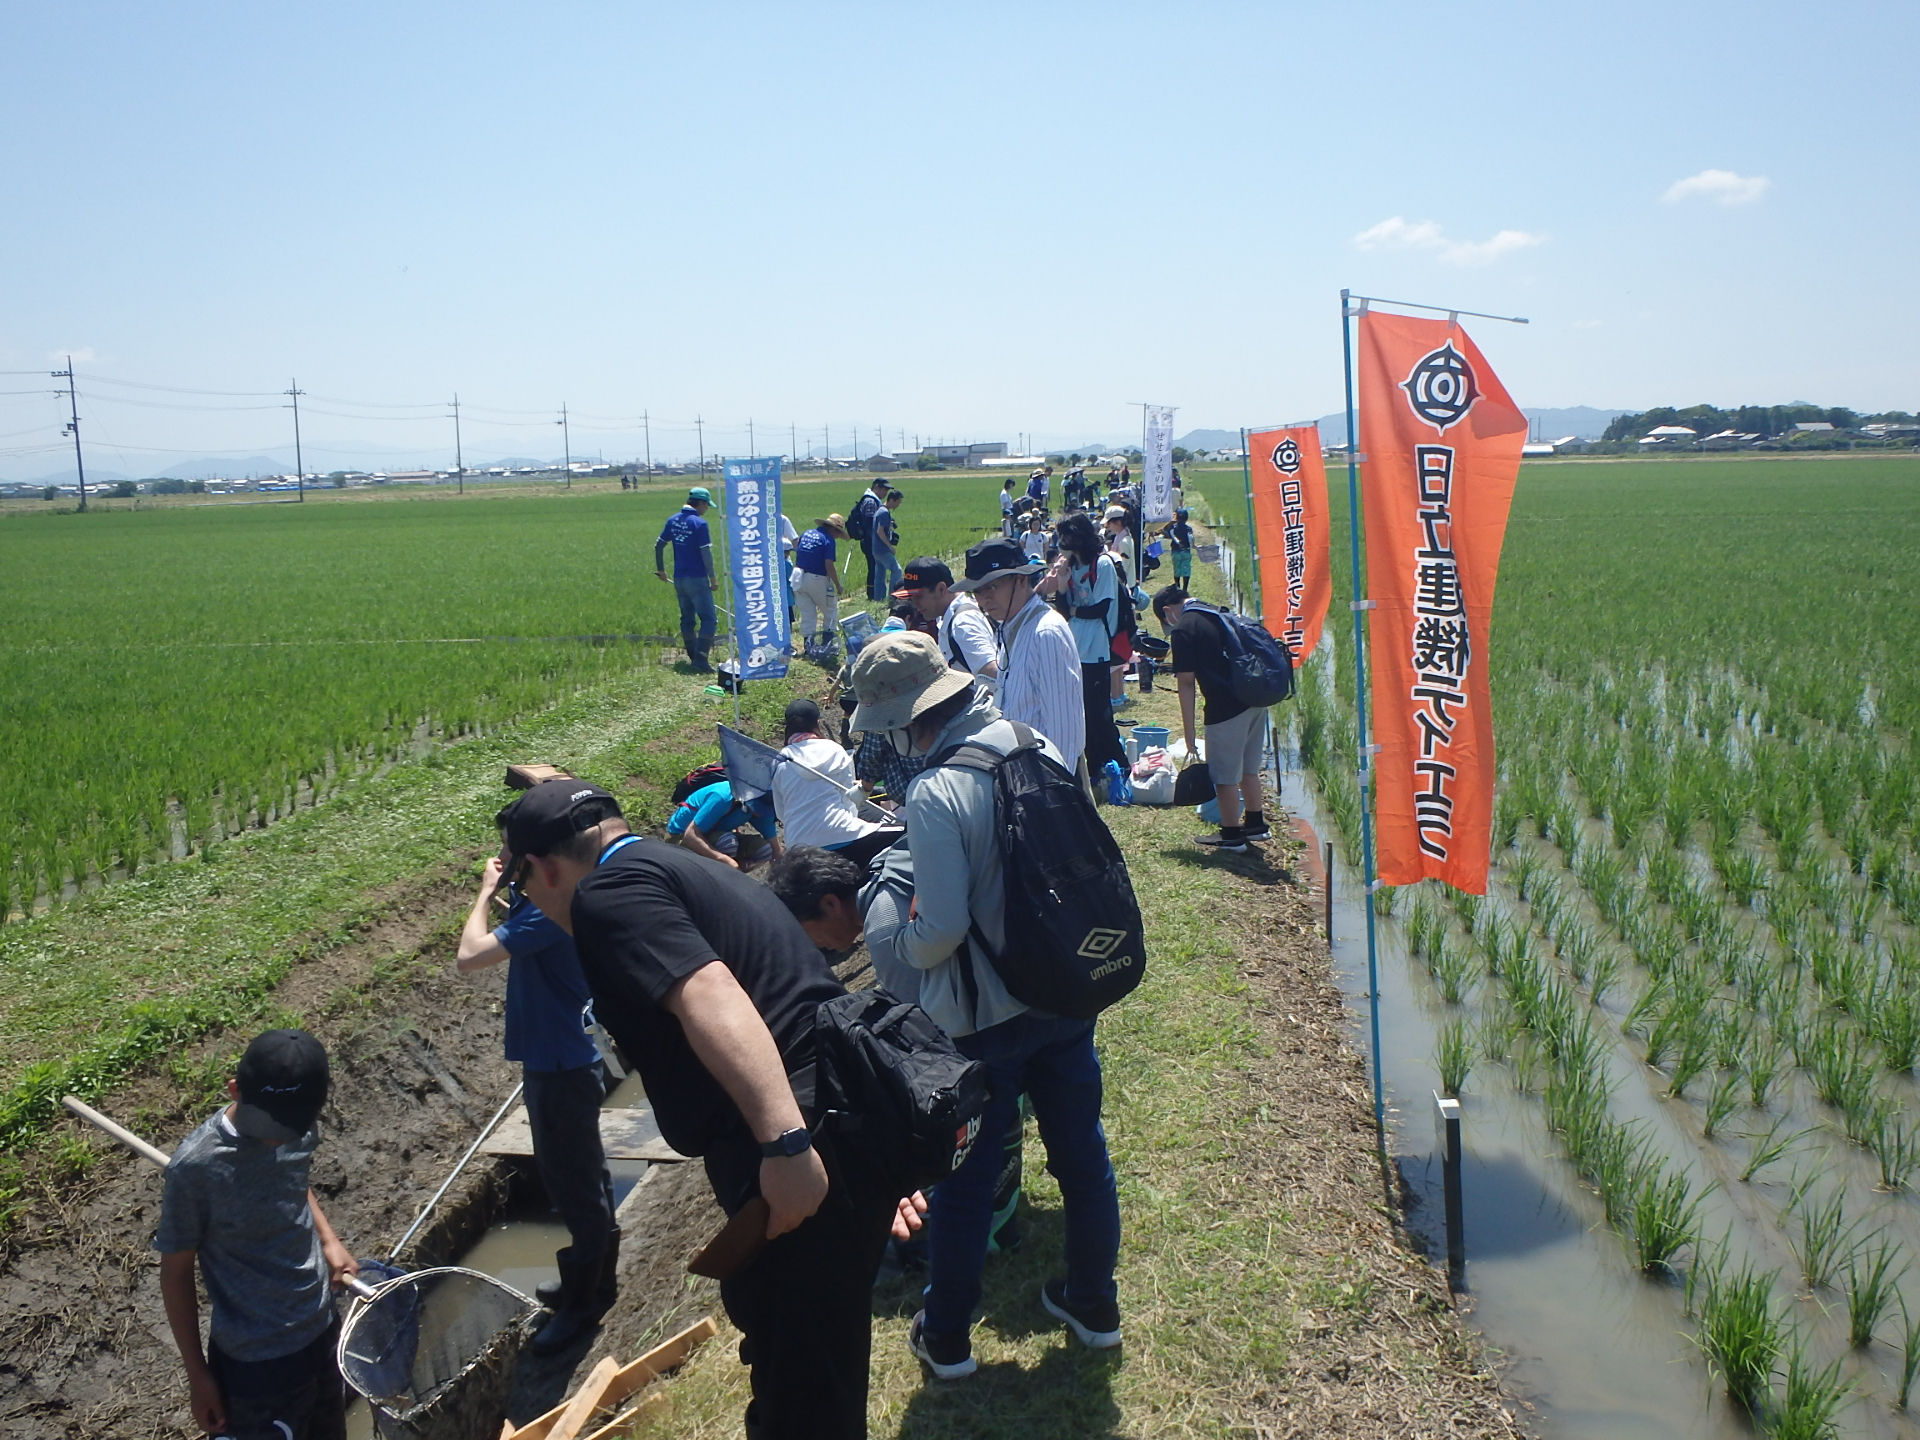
top-left (888, 692), bottom-right (1062, 1037)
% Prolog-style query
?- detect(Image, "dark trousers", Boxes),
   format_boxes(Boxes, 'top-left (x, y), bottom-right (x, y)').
top-left (208, 1312), bottom-right (345, 1440)
top-left (861, 539), bottom-right (883, 601)
top-left (711, 1131), bottom-right (897, 1440)
top-left (1080, 658), bottom-right (1127, 773)
top-left (524, 1065), bottom-right (616, 1267)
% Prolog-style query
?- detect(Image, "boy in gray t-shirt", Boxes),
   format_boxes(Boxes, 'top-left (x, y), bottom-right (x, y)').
top-left (154, 1029), bottom-right (358, 1440)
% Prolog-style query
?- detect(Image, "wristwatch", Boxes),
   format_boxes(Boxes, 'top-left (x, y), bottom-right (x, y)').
top-left (758, 1127), bottom-right (813, 1159)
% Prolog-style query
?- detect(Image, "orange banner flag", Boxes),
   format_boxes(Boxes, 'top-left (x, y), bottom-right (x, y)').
top-left (1356, 310), bottom-right (1525, 893)
top-left (1246, 424), bottom-right (1331, 665)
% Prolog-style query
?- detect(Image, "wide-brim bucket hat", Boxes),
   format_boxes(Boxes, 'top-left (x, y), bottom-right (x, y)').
top-left (848, 631), bottom-right (974, 733)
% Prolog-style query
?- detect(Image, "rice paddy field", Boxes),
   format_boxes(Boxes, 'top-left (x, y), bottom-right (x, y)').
top-left (0, 472), bottom-right (1001, 923)
top-left (1196, 452), bottom-right (1920, 1435)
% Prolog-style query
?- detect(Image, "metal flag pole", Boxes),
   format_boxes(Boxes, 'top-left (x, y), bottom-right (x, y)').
top-left (1339, 288), bottom-right (1388, 1161)
top-left (1239, 428), bottom-right (1258, 620)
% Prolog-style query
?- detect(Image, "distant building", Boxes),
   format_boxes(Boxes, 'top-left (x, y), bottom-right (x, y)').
top-left (920, 441), bottom-right (1009, 468)
top-left (1638, 425), bottom-right (1698, 447)
top-left (1701, 430), bottom-right (1762, 450)
top-left (1792, 422), bottom-right (1836, 434)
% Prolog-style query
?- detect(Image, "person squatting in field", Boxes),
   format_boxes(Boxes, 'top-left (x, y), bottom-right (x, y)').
top-left (457, 828), bottom-right (618, 1355)
top-left (655, 487), bottom-right (721, 673)
top-left (846, 633), bottom-right (1122, 1382)
top-left (155, 1029), bottom-right (358, 1440)
top-left (498, 780), bottom-right (921, 1440)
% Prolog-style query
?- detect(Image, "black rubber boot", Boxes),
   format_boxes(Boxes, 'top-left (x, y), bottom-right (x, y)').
top-left (534, 1245), bottom-right (573, 1309)
top-left (535, 1228), bottom-right (620, 1311)
top-left (529, 1249), bottom-right (609, 1356)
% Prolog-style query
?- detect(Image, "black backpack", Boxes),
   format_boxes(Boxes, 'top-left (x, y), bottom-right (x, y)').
top-left (937, 723), bottom-right (1146, 1020)
top-left (847, 492), bottom-right (878, 542)
top-left (812, 989), bottom-right (988, 1194)
top-left (670, 762), bottom-right (728, 805)
top-left (1194, 604), bottom-right (1295, 708)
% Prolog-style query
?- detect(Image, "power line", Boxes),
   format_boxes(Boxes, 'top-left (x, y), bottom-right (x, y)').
top-left (286, 380), bottom-right (306, 502)
top-left (52, 358), bottom-right (87, 511)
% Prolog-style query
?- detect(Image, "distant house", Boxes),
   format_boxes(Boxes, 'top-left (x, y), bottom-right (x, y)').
top-left (921, 442), bottom-right (1009, 468)
top-left (1861, 422), bottom-right (1920, 439)
top-left (1638, 425), bottom-right (1698, 447)
top-left (1701, 430), bottom-right (1762, 450)
top-left (1792, 422), bottom-right (1835, 434)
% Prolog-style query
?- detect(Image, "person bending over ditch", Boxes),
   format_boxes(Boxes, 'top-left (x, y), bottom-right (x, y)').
top-left (1154, 585), bottom-right (1272, 854)
top-left (457, 843), bottom-right (618, 1356)
top-left (498, 780), bottom-right (915, 1440)
top-left (155, 1028), bottom-right (359, 1440)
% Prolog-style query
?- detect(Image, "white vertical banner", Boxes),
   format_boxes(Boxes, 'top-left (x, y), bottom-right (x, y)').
top-left (1143, 403), bottom-right (1176, 522)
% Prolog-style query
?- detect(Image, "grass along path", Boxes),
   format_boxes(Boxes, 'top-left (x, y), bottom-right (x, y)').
top-left (625, 680), bottom-right (1521, 1438)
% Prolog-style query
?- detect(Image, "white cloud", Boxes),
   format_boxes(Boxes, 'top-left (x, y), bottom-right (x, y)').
top-left (1662, 169), bottom-right (1770, 206)
top-left (1352, 216), bottom-right (1544, 266)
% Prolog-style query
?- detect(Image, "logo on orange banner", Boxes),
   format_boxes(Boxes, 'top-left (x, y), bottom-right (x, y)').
top-left (1245, 424), bottom-right (1330, 666)
top-left (1356, 312), bottom-right (1525, 893)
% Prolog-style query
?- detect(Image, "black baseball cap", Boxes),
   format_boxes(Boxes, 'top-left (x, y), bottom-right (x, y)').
top-left (891, 556), bottom-right (953, 598)
top-left (784, 698), bottom-right (823, 737)
top-left (951, 537), bottom-right (1043, 592)
top-left (497, 779), bottom-right (623, 879)
top-left (234, 1029), bottom-right (329, 1143)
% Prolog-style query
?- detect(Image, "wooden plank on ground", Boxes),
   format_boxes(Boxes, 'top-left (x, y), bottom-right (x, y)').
top-left (508, 1318), bottom-right (717, 1440)
top-left (581, 1390), bottom-right (667, 1440)
top-left (549, 1355), bottom-right (621, 1440)
top-left (480, 1105), bottom-right (691, 1162)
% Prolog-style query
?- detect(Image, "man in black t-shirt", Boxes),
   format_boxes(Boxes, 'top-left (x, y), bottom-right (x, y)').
top-left (1153, 586), bottom-right (1271, 854)
top-left (500, 779), bottom-right (907, 1440)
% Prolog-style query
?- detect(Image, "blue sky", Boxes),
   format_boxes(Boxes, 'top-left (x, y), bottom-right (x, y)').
top-left (2, 0), bottom-right (1914, 473)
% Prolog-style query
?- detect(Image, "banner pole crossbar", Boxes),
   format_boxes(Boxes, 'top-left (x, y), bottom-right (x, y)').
top-left (1343, 293), bottom-right (1529, 327)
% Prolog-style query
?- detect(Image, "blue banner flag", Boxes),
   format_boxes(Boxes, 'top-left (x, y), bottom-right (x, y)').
top-left (717, 723), bottom-right (782, 801)
top-left (723, 456), bottom-right (790, 679)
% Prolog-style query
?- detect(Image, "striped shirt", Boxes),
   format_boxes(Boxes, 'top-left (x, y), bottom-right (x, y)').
top-left (996, 592), bottom-right (1084, 772)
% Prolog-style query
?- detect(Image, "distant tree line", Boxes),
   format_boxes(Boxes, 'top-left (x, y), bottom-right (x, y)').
top-left (1603, 403), bottom-right (1916, 442)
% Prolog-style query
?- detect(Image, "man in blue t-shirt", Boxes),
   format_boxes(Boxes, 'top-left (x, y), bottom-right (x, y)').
top-left (459, 847), bottom-right (617, 1354)
top-left (654, 487), bottom-right (720, 673)
top-left (666, 779), bottom-right (783, 870)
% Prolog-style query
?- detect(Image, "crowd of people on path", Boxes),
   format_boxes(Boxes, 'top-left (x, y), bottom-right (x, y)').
top-left (153, 463), bottom-right (1285, 1440)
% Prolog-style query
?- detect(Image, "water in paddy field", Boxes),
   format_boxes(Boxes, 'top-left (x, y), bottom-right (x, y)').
top-left (1280, 752), bottom-right (1920, 1440)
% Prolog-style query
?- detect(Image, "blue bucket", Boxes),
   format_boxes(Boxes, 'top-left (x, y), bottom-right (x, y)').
top-left (1131, 724), bottom-right (1170, 751)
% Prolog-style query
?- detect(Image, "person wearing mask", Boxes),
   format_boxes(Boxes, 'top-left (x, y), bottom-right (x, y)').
top-left (655, 487), bottom-right (721, 674)
top-left (893, 557), bottom-right (998, 682)
top-left (791, 514), bottom-right (849, 662)
top-left (1049, 514), bottom-right (1128, 778)
top-left (846, 634), bottom-right (1122, 1382)
top-left (956, 537), bottom-right (1083, 775)
top-left (772, 699), bottom-right (900, 870)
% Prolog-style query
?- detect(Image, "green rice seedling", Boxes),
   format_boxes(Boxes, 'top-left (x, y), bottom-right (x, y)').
top-left (1802, 1015), bottom-right (1876, 1112)
top-left (1548, 797), bottom-right (1582, 853)
top-left (1624, 1156), bottom-right (1710, 1273)
top-left (1806, 930), bottom-right (1869, 1013)
top-left (1668, 1008), bottom-right (1718, 1099)
top-left (1747, 1033), bottom-right (1786, 1110)
top-left (1704, 1068), bottom-right (1743, 1140)
top-left (1510, 847), bottom-right (1544, 902)
top-left (1371, 884), bottom-right (1399, 917)
top-left (1435, 1020), bottom-right (1473, 1097)
top-left (1593, 1123), bottom-right (1644, 1225)
top-left (1845, 1239), bottom-right (1906, 1347)
top-left (1842, 815), bottom-right (1873, 876)
top-left (1770, 1338), bottom-right (1850, 1440)
top-left (1715, 843), bottom-right (1770, 908)
top-left (1892, 863), bottom-right (1920, 927)
top-left (1788, 1185), bottom-right (1856, 1290)
top-left (1405, 890), bottom-right (1439, 959)
top-left (1586, 946), bottom-right (1621, 1009)
top-left (1843, 887), bottom-right (1880, 945)
top-left (1685, 1229), bottom-right (1728, 1319)
top-left (1643, 841), bottom-right (1689, 905)
top-left (1898, 1299), bottom-right (1920, 1409)
top-left (1477, 1005), bottom-right (1519, 1066)
top-left (1493, 792), bottom-right (1521, 851)
top-left (1449, 886), bottom-right (1482, 929)
top-left (1661, 778), bottom-right (1698, 851)
top-left (1530, 878), bottom-right (1565, 934)
top-left (1741, 1117), bottom-right (1813, 1183)
top-left (1867, 1104), bottom-right (1918, 1191)
top-left (1508, 1033), bottom-right (1543, 1094)
top-left (1696, 1261), bottom-right (1782, 1411)
top-left (1772, 811), bottom-right (1813, 874)
top-left (1430, 934), bottom-right (1472, 1006)
top-left (1867, 840), bottom-right (1901, 894)
top-left (1625, 977), bottom-right (1669, 1042)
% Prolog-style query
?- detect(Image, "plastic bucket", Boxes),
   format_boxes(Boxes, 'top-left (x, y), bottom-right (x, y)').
top-left (1131, 724), bottom-right (1170, 750)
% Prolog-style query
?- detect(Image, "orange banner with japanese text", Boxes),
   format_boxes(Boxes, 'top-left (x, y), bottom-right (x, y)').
top-left (1246, 424), bottom-right (1330, 665)
top-left (1356, 311), bottom-right (1524, 893)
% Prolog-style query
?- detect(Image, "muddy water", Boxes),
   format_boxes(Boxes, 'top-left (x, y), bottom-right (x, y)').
top-left (344, 1076), bottom-right (655, 1439)
top-left (1282, 753), bottom-right (1920, 1439)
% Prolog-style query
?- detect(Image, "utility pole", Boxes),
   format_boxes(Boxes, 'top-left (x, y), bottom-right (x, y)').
top-left (696, 414), bottom-right (705, 474)
top-left (450, 394), bottom-right (465, 495)
top-left (53, 356), bottom-right (86, 511)
top-left (642, 410), bottom-right (652, 478)
top-left (790, 421), bottom-right (797, 465)
top-left (557, 404), bottom-right (571, 488)
top-left (748, 417), bottom-right (755, 456)
top-left (285, 378), bottom-right (306, 501)
top-left (825, 422), bottom-right (831, 465)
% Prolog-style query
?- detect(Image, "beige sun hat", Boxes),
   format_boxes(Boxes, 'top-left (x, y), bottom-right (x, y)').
top-left (818, 513), bottom-right (850, 538)
top-left (848, 631), bottom-right (974, 734)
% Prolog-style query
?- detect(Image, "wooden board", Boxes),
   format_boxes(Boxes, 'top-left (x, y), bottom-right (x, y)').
top-left (480, 1105), bottom-right (691, 1163)
top-left (504, 1318), bottom-right (718, 1440)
